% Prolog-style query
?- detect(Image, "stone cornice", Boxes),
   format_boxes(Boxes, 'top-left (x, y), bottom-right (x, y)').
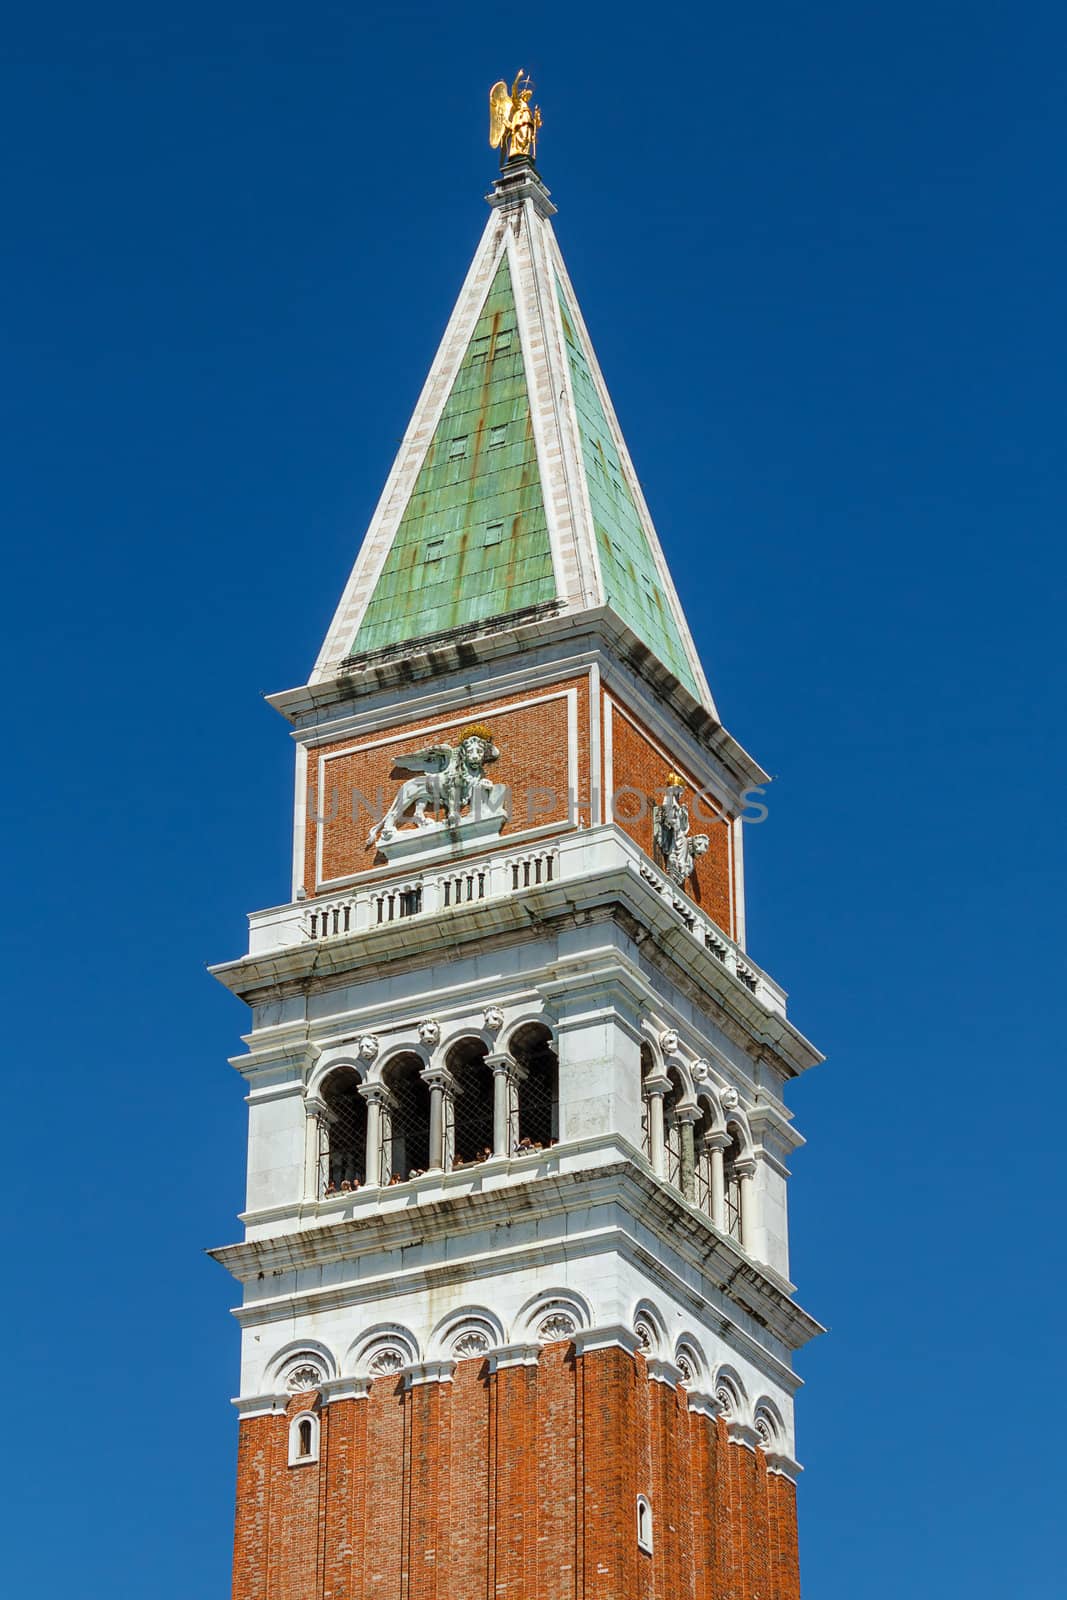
top-left (210, 1157), bottom-right (822, 1366)
top-left (211, 865), bottom-right (820, 1081)
top-left (267, 609), bottom-right (766, 791)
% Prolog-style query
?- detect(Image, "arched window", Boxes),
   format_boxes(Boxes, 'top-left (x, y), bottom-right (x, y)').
top-left (723, 1130), bottom-right (744, 1243)
top-left (446, 1037), bottom-right (494, 1167)
top-left (382, 1053), bottom-right (430, 1181)
top-left (510, 1023), bottom-right (558, 1151)
top-left (288, 1411), bottom-right (320, 1466)
top-left (321, 1067), bottom-right (367, 1192)
top-left (636, 1494), bottom-right (653, 1554)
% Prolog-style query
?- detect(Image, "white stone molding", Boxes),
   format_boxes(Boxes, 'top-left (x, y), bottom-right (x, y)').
top-left (646, 1357), bottom-right (684, 1388)
top-left (537, 1308), bottom-right (579, 1342)
top-left (285, 1362), bottom-right (326, 1394)
top-left (486, 1342), bottom-right (542, 1373)
top-left (571, 1325), bottom-right (644, 1360)
top-left (726, 1420), bottom-right (763, 1452)
top-left (713, 1366), bottom-right (748, 1425)
top-left (288, 1410), bottom-right (320, 1467)
top-left (514, 1288), bottom-right (591, 1344)
top-left (674, 1336), bottom-right (709, 1388)
top-left (318, 1376), bottom-right (372, 1405)
top-left (429, 1307), bottom-right (505, 1361)
top-left (268, 1341), bottom-right (338, 1392)
top-left (348, 1324), bottom-right (420, 1378)
top-left (764, 1448), bottom-right (803, 1482)
top-left (685, 1389), bottom-right (726, 1421)
top-left (403, 1359), bottom-right (456, 1388)
top-left (753, 1399), bottom-right (786, 1449)
top-left (632, 1298), bottom-right (668, 1358)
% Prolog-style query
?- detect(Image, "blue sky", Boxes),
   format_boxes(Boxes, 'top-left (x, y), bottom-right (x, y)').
top-left (2, 3), bottom-right (1064, 1595)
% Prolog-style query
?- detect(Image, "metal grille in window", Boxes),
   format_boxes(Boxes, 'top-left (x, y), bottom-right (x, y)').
top-left (664, 1122), bottom-right (682, 1190)
top-left (694, 1147), bottom-right (714, 1217)
top-left (382, 1057), bottom-right (430, 1180)
top-left (320, 1068), bottom-right (367, 1190)
top-left (517, 1048), bottom-right (557, 1149)
top-left (724, 1172), bottom-right (742, 1241)
top-left (450, 1055), bottom-right (495, 1165)
top-left (511, 1025), bottom-right (558, 1152)
top-left (442, 871), bottom-right (486, 907)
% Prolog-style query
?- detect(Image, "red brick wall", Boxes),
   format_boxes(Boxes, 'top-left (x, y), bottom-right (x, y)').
top-left (231, 1347), bottom-right (800, 1600)
top-left (304, 675), bottom-right (592, 894)
top-left (605, 693), bottom-right (735, 937)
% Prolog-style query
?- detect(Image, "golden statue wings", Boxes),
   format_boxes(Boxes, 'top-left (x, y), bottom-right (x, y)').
top-left (489, 70), bottom-right (542, 164)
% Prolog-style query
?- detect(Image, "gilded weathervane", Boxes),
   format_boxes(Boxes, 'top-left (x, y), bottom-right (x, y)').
top-left (489, 70), bottom-right (542, 165)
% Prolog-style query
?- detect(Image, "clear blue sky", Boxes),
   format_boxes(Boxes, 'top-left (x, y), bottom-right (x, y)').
top-left (2, 4), bottom-right (1063, 1595)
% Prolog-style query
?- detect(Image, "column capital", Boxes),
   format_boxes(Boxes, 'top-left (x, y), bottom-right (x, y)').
top-left (358, 1081), bottom-right (394, 1109)
top-left (702, 1129), bottom-right (732, 1152)
top-left (304, 1095), bottom-right (327, 1119)
top-left (643, 1072), bottom-right (672, 1098)
top-left (485, 1051), bottom-right (518, 1075)
top-left (420, 1065), bottom-right (455, 1093)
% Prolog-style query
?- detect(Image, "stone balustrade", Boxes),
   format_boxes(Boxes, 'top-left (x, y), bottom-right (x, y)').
top-left (246, 827), bottom-right (785, 1017)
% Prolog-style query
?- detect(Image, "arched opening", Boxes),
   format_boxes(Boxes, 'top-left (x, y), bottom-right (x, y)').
top-left (639, 1042), bottom-right (656, 1162)
top-left (723, 1128), bottom-right (744, 1242)
top-left (446, 1037), bottom-right (494, 1167)
top-left (296, 1417), bottom-right (313, 1457)
top-left (663, 1066), bottom-right (684, 1190)
top-left (636, 1495), bottom-right (653, 1554)
top-left (382, 1053), bottom-right (430, 1181)
top-left (320, 1067), bottom-right (367, 1193)
top-left (511, 1022), bottom-right (558, 1151)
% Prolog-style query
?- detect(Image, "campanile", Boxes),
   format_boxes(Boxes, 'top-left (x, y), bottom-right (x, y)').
top-left (212, 90), bottom-right (822, 1600)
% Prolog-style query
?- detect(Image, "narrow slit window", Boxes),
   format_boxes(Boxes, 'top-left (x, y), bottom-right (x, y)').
top-left (489, 424), bottom-right (508, 448)
top-left (483, 522), bottom-right (504, 547)
top-left (469, 335), bottom-right (490, 362)
top-left (636, 1495), bottom-right (653, 1554)
top-left (425, 539), bottom-right (445, 562)
top-left (491, 329), bottom-right (513, 356)
top-left (448, 436), bottom-right (468, 459)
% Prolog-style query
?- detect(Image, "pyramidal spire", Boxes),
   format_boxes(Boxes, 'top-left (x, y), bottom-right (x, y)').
top-left (312, 155), bottom-right (716, 716)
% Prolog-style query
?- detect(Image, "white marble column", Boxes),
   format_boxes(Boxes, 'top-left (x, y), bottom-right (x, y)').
top-left (304, 1096), bottom-right (327, 1202)
top-left (737, 1157), bottom-right (761, 1258)
top-left (487, 1052), bottom-right (515, 1157)
top-left (705, 1131), bottom-right (729, 1232)
top-left (421, 1067), bottom-right (452, 1171)
top-left (644, 1074), bottom-right (670, 1179)
top-left (358, 1083), bottom-right (389, 1188)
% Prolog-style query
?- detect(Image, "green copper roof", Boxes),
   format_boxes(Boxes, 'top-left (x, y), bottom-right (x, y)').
top-left (555, 277), bottom-right (699, 696)
top-left (350, 257), bottom-right (556, 656)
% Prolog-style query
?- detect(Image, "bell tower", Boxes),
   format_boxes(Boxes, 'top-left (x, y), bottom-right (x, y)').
top-left (212, 119), bottom-right (822, 1600)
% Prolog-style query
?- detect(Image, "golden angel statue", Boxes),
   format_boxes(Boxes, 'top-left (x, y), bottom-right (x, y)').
top-left (489, 70), bottom-right (542, 165)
